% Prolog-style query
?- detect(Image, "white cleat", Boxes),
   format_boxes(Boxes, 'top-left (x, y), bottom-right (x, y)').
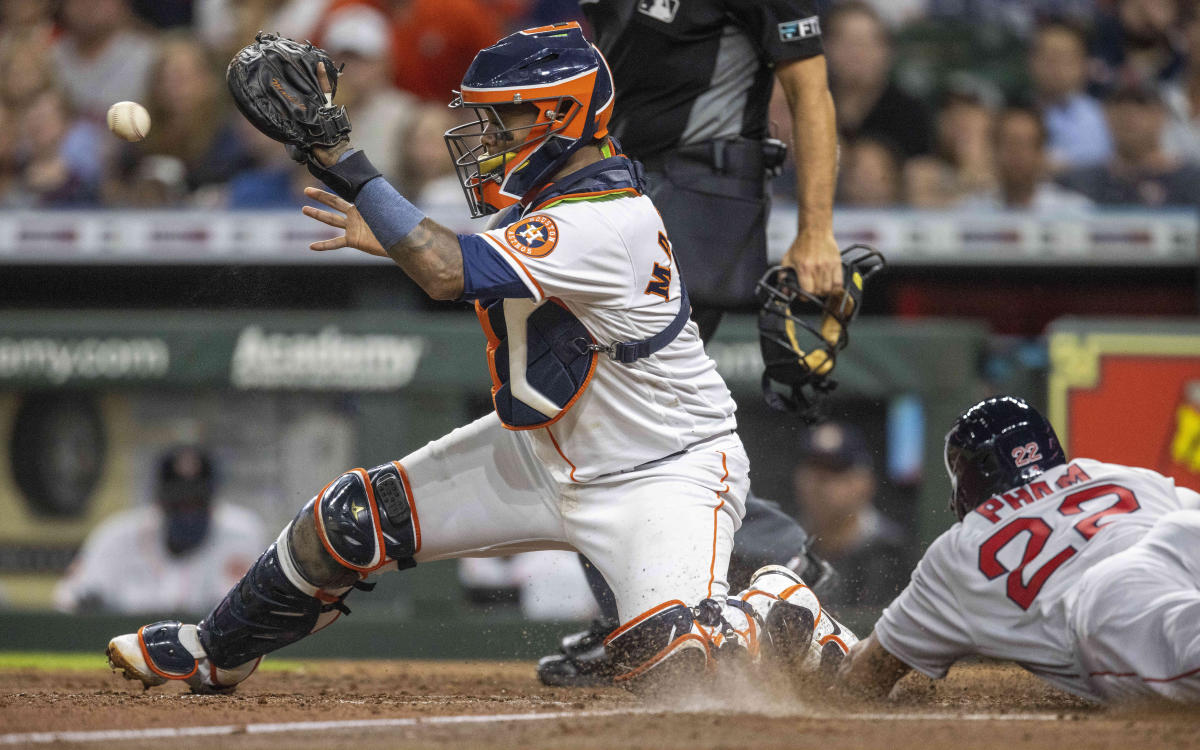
top-left (738, 565), bottom-right (858, 678)
top-left (106, 621), bottom-right (258, 694)
top-left (105, 632), bottom-right (168, 689)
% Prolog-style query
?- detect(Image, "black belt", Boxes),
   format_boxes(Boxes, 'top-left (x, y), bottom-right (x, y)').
top-left (642, 138), bottom-right (788, 178)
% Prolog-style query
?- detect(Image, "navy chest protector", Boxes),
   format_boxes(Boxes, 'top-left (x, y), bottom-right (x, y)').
top-left (476, 285), bottom-right (691, 429)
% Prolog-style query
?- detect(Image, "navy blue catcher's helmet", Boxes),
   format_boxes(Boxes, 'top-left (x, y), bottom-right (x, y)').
top-left (944, 396), bottom-right (1066, 520)
top-left (444, 22), bottom-right (615, 217)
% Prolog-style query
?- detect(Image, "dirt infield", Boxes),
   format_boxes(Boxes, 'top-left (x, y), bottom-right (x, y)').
top-left (1, 659), bottom-right (1197, 749)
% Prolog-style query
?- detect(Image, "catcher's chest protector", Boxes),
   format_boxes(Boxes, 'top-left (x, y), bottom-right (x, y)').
top-left (476, 297), bottom-right (598, 429)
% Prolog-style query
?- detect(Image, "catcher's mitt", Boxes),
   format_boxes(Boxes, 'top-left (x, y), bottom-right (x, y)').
top-left (756, 244), bottom-right (886, 421)
top-left (226, 32), bottom-right (351, 163)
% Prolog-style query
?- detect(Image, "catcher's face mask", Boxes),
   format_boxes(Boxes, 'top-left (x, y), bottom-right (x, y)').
top-left (444, 98), bottom-right (580, 217)
top-left (443, 22), bottom-right (614, 217)
top-left (756, 244), bottom-right (885, 420)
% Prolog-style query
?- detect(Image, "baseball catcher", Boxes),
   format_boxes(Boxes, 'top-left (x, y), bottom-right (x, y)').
top-left (105, 23), bottom-right (855, 696)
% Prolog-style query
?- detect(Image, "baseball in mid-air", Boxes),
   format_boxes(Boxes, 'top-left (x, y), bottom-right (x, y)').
top-left (106, 101), bottom-right (151, 142)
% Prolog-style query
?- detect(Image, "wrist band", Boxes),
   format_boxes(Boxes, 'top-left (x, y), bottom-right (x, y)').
top-left (354, 176), bottom-right (426, 250)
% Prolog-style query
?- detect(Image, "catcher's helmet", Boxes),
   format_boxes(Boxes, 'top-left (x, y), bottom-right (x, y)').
top-left (756, 244), bottom-right (885, 421)
top-left (944, 396), bottom-right (1066, 520)
top-left (444, 22), bottom-right (615, 217)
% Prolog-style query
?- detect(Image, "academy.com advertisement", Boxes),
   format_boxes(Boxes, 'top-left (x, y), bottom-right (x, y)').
top-left (230, 326), bottom-right (425, 390)
top-left (0, 313), bottom-right (436, 391)
top-left (0, 336), bottom-right (170, 385)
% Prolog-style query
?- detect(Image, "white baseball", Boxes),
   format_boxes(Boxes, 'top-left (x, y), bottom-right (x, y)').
top-left (106, 101), bottom-right (152, 142)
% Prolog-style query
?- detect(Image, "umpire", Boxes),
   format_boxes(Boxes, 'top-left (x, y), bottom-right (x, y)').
top-left (586, 0), bottom-right (842, 335)
top-left (537, 0), bottom-right (846, 686)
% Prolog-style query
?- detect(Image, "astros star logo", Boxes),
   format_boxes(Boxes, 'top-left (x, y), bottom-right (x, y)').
top-left (504, 215), bottom-right (559, 258)
top-left (520, 224), bottom-right (544, 244)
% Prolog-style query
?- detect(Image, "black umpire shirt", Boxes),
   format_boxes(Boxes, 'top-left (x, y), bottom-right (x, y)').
top-left (581, 0), bottom-right (825, 161)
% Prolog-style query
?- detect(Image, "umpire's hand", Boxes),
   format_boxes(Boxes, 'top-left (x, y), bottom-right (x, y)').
top-left (784, 227), bottom-right (844, 296)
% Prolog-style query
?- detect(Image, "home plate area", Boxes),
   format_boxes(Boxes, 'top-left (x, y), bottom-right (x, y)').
top-left (1, 660), bottom-right (1197, 750)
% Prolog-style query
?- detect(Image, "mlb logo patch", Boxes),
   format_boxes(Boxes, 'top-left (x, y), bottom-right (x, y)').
top-left (637, 0), bottom-right (679, 23)
top-left (505, 215), bottom-right (559, 258)
top-left (779, 16), bottom-right (821, 42)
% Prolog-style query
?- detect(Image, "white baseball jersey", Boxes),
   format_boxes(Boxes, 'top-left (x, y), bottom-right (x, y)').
top-left (477, 192), bottom-right (737, 482)
top-left (54, 503), bottom-right (267, 614)
top-left (875, 459), bottom-right (1200, 701)
top-left (391, 157), bottom-right (751, 626)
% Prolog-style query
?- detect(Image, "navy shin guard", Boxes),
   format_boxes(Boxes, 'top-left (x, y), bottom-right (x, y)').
top-left (197, 462), bottom-right (418, 670)
top-left (198, 544), bottom-right (323, 669)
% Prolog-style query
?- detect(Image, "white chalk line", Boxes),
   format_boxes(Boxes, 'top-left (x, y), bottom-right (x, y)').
top-left (0, 707), bottom-right (1077, 745)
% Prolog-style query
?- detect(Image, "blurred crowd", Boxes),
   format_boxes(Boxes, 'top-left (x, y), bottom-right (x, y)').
top-left (2, 0), bottom-right (1200, 212)
top-left (0, 0), bottom-right (580, 211)
top-left (803, 0), bottom-right (1200, 211)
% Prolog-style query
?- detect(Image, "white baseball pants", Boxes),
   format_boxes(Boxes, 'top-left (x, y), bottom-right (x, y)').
top-left (1072, 509), bottom-right (1200, 702)
top-left (398, 412), bottom-right (749, 623)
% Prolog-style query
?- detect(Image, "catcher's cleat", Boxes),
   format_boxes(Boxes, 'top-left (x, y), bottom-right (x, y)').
top-left (536, 618), bottom-right (620, 687)
top-left (741, 566), bottom-right (817, 671)
top-left (106, 621), bottom-right (258, 694)
top-left (739, 564), bottom-right (858, 680)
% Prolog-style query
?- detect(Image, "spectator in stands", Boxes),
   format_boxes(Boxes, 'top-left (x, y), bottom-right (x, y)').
top-left (1091, 0), bottom-right (1187, 94)
top-left (1029, 20), bottom-right (1113, 171)
top-left (395, 103), bottom-right (489, 230)
top-left (1160, 4), bottom-right (1200, 164)
top-left (0, 0), bottom-right (55, 55)
top-left (837, 136), bottom-right (904, 207)
top-left (0, 32), bottom-right (66, 205)
top-left (195, 0), bottom-right (332, 61)
top-left (9, 88), bottom-right (104, 207)
top-left (0, 102), bottom-right (16, 204)
top-left (0, 34), bottom-right (57, 131)
top-left (1058, 82), bottom-right (1200, 207)
top-left (792, 422), bottom-right (910, 609)
top-left (319, 6), bottom-right (420, 183)
top-left (824, 1), bottom-right (934, 161)
top-left (958, 107), bottom-right (1093, 211)
top-left (121, 154), bottom-right (191, 207)
top-left (314, 0), bottom-right (504, 103)
top-left (855, 0), bottom-right (929, 30)
top-left (50, 0), bottom-right (158, 122)
top-left (904, 81), bottom-right (998, 208)
top-left (225, 118), bottom-right (316, 209)
top-left (137, 35), bottom-right (253, 193)
top-left (128, 0), bottom-right (193, 28)
top-left (54, 446), bottom-right (267, 615)
top-left (923, 0), bottom-right (1098, 40)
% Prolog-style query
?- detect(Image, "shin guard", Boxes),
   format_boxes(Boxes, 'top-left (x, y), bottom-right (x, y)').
top-left (198, 462), bottom-right (419, 670)
top-left (197, 542), bottom-right (330, 669)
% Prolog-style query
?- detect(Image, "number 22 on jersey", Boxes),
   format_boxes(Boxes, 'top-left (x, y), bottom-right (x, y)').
top-left (977, 477), bottom-right (1141, 610)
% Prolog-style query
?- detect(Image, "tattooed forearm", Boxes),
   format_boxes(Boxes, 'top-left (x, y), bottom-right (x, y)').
top-left (385, 218), bottom-right (465, 300)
